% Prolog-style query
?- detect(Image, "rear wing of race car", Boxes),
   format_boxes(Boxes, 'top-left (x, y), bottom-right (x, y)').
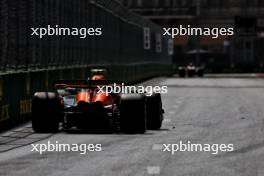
top-left (53, 80), bottom-right (124, 89)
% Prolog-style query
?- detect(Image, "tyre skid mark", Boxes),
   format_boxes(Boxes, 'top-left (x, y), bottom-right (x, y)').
top-left (0, 125), bottom-right (53, 153)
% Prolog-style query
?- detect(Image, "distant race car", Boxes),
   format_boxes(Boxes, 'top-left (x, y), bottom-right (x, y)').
top-left (178, 63), bottom-right (204, 78)
top-left (31, 71), bottom-right (164, 134)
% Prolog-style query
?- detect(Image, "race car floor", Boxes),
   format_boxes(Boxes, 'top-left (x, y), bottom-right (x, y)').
top-left (1, 77), bottom-right (264, 176)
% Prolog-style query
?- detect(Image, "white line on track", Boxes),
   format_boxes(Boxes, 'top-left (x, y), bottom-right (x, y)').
top-left (172, 104), bottom-right (179, 108)
top-left (163, 119), bottom-right (171, 123)
top-left (175, 100), bottom-right (182, 103)
top-left (147, 166), bottom-right (161, 175)
top-left (168, 111), bottom-right (176, 114)
top-left (152, 144), bottom-right (163, 150)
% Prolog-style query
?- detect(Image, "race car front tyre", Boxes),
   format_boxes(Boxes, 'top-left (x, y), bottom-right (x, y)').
top-left (120, 94), bottom-right (146, 134)
top-left (146, 93), bottom-right (163, 130)
top-left (32, 92), bottom-right (61, 133)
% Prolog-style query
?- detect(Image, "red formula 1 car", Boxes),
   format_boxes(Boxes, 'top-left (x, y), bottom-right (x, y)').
top-left (31, 79), bottom-right (164, 134)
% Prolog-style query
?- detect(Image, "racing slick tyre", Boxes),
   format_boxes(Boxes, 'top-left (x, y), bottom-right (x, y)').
top-left (197, 68), bottom-right (204, 77)
top-left (178, 67), bottom-right (186, 78)
top-left (187, 69), bottom-right (196, 77)
top-left (146, 93), bottom-right (163, 130)
top-left (119, 94), bottom-right (146, 134)
top-left (32, 92), bottom-right (62, 133)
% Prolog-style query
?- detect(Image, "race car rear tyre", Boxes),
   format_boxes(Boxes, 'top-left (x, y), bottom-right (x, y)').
top-left (178, 68), bottom-right (186, 78)
top-left (32, 92), bottom-right (61, 133)
top-left (146, 93), bottom-right (163, 130)
top-left (197, 68), bottom-right (204, 77)
top-left (120, 94), bottom-right (146, 134)
top-left (187, 70), bottom-right (196, 77)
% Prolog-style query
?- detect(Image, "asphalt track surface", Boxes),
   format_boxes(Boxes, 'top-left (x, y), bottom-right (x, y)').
top-left (1, 77), bottom-right (264, 176)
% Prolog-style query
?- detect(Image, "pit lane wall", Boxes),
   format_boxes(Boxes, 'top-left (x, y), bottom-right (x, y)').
top-left (0, 0), bottom-right (173, 127)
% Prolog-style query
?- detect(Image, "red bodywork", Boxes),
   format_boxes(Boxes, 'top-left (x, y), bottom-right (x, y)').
top-left (76, 91), bottom-right (113, 106)
top-left (56, 73), bottom-right (114, 106)
top-left (91, 75), bottom-right (105, 80)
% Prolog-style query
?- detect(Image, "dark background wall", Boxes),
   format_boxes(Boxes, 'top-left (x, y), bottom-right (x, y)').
top-left (122, 0), bottom-right (264, 72)
top-left (0, 0), bottom-right (173, 127)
